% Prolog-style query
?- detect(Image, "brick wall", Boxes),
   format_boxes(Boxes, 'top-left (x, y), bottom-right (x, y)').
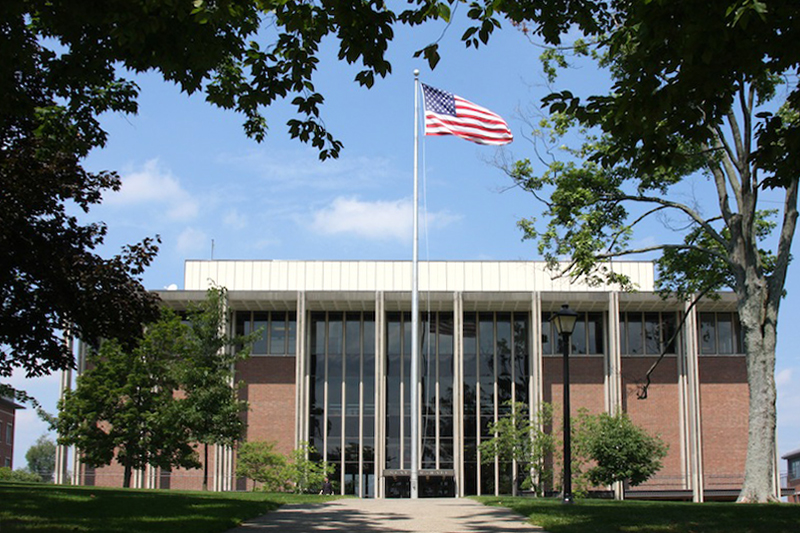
top-left (699, 356), bottom-right (748, 489)
top-left (622, 357), bottom-right (683, 490)
top-left (236, 356), bottom-right (297, 456)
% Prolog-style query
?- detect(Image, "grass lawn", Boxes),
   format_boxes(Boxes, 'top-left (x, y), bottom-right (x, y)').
top-left (0, 482), bottom-right (337, 533)
top-left (477, 496), bottom-right (800, 533)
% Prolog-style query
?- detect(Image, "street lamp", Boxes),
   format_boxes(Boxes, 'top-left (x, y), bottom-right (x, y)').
top-left (551, 304), bottom-right (578, 504)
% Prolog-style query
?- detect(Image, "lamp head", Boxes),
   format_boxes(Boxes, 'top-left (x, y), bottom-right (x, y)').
top-left (551, 304), bottom-right (578, 336)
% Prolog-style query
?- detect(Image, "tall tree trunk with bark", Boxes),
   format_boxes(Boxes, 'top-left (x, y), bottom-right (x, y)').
top-left (735, 276), bottom-right (778, 502)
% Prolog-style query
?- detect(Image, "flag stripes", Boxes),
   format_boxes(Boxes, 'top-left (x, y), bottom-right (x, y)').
top-left (422, 83), bottom-right (513, 146)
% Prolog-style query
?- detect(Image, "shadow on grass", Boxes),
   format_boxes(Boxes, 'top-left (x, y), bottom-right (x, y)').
top-left (477, 496), bottom-right (800, 533)
top-left (0, 482), bottom-right (329, 533)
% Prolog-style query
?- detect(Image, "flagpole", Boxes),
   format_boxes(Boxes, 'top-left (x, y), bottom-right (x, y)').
top-left (410, 69), bottom-right (420, 500)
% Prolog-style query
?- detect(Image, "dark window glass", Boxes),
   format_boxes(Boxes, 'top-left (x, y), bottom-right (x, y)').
top-left (627, 313), bottom-right (643, 355)
top-left (572, 315), bottom-right (587, 354)
top-left (700, 313), bottom-right (716, 354)
top-left (662, 312), bottom-right (677, 354)
top-left (541, 314), bottom-right (553, 355)
top-left (717, 313), bottom-right (734, 354)
top-left (253, 311), bottom-right (269, 354)
top-left (587, 312), bottom-right (603, 354)
top-left (734, 314), bottom-right (744, 353)
top-left (328, 313), bottom-right (343, 355)
top-left (644, 312), bottom-right (661, 355)
top-left (287, 314), bottom-right (297, 355)
top-left (270, 313), bottom-right (286, 354)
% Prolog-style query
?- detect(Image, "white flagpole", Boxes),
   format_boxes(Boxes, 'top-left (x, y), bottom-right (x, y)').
top-left (411, 69), bottom-right (420, 499)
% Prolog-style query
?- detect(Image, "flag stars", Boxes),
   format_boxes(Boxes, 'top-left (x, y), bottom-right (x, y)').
top-left (422, 84), bottom-right (457, 116)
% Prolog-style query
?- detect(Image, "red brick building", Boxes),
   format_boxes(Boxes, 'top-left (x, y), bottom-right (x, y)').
top-left (0, 396), bottom-right (23, 469)
top-left (57, 260), bottom-right (772, 500)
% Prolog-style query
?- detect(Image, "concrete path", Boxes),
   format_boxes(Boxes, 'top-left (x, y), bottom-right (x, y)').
top-left (226, 498), bottom-right (547, 533)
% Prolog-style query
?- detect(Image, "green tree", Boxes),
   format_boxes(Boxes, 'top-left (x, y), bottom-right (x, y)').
top-left (179, 287), bottom-right (253, 491)
top-left (25, 435), bottom-right (56, 482)
top-left (235, 441), bottom-right (288, 492)
top-left (502, 1), bottom-right (799, 502)
top-left (0, 0), bottom-right (572, 385)
top-left (236, 441), bottom-right (333, 493)
top-left (574, 411), bottom-right (668, 489)
top-left (57, 311), bottom-right (199, 488)
top-left (284, 442), bottom-right (334, 494)
top-left (0, 467), bottom-right (43, 483)
top-left (478, 401), bottom-right (555, 496)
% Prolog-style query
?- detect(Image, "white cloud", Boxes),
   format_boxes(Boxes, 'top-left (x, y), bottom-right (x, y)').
top-left (105, 159), bottom-right (199, 221)
top-left (223, 209), bottom-right (248, 229)
top-left (219, 149), bottom-right (400, 192)
top-left (309, 197), bottom-right (460, 242)
top-left (176, 227), bottom-right (208, 254)
top-left (777, 368), bottom-right (793, 387)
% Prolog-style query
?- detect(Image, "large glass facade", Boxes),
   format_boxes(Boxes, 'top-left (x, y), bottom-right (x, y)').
top-left (463, 312), bottom-right (529, 495)
top-left (384, 312), bottom-right (456, 469)
top-left (308, 311), bottom-right (375, 497)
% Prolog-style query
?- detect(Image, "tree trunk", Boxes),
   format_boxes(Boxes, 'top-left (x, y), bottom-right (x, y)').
top-left (735, 274), bottom-right (778, 502)
top-left (203, 443), bottom-right (209, 491)
top-left (123, 460), bottom-right (132, 489)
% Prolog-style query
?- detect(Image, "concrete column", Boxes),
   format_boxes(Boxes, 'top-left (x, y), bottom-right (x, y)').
top-left (54, 332), bottom-right (74, 485)
top-left (681, 300), bottom-right (704, 502)
top-left (454, 291), bottom-right (464, 497)
top-left (606, 293), bottom-right (624, 499)
top-left (295, 291), bottom-right (307, 448)
top-left (374, 291), bottom-right (386, 498)
top-left (530, 293), bottom-right (543, 420)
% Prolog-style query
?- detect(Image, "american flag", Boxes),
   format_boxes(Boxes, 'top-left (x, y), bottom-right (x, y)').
top-left (421, 83), bottom-right (513, 146)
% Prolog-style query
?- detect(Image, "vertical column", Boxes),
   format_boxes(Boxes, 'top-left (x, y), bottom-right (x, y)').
top-left (70, 339), bottom-right (87, 487)
top-left (454, 291), bottom-right (463, 497)
top-left (374, 291), bottom-right (386, 498)
top-left (606, 292), bottom-right (624, 499)
top-left (681, 300), bottom-right (704, 502)
top-left (605, 292), bottom-right (622, 415)
top-left (530, 293), bottom-right (543, 419)
top-left (296, 291), bottom-right (307, 448)
top-left (54, 332), bottom-right (73, 485)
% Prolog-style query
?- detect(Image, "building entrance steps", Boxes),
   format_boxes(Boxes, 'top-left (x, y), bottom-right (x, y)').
top-left (225, 497), bottom-right (549, 533)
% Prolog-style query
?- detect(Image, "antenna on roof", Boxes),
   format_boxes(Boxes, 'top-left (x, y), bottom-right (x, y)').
top-left (211, 239), bottom-right (215, 260)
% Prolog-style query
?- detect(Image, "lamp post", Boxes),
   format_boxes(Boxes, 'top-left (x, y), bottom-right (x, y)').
top-left (550, 304), bottom-right (578, 504)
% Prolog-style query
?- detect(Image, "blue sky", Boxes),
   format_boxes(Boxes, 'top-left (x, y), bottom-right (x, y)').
top-left (8, 16), bottom-right (800, 474)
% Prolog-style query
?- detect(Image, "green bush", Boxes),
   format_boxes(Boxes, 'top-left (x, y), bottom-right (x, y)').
top-left (0, 467), bottom-right (44, 483)
top-left (574, 411), bottom-right (668, 487)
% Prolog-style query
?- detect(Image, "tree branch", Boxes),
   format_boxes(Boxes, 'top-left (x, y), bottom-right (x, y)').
top-left (601, 192), bottom-right (728, 249)
top-left (638, 287), bottom-right (714, 400)
top-left (595, 243), bottom-right (728, 264)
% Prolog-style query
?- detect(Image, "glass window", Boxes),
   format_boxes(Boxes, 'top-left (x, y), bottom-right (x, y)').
top-left (626, 313), bottom-right (644, 355)
top-left (236, 311), bottom-right (297, 356)
top-left (309, 311), bottom-right (375, 495)
top-left (621, 312), bottom-right (678, 356)
top-left (700, 313), bottom-right (716, 354)
top-left (790, 458), bottom-right (800, 481)
top-left (270, 314), bottom-right (286, 354)
top-left (717, 313), bottom-right (734, 354)
top-left (543, 311), bottom-right (604, 356)
top-left (252, 312), bottom-right (269, 354)
top-left (699, 312), bottom-right (743, 355)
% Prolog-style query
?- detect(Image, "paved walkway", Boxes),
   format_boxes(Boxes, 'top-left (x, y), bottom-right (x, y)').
top-left (226, 498), bottom-right (547, 533)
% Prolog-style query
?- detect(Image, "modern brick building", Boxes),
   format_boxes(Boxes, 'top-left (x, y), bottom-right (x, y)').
top-left (0, 396), bottom-right (23, 469)
top-left (57, 260), bottom-right (776, 500)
